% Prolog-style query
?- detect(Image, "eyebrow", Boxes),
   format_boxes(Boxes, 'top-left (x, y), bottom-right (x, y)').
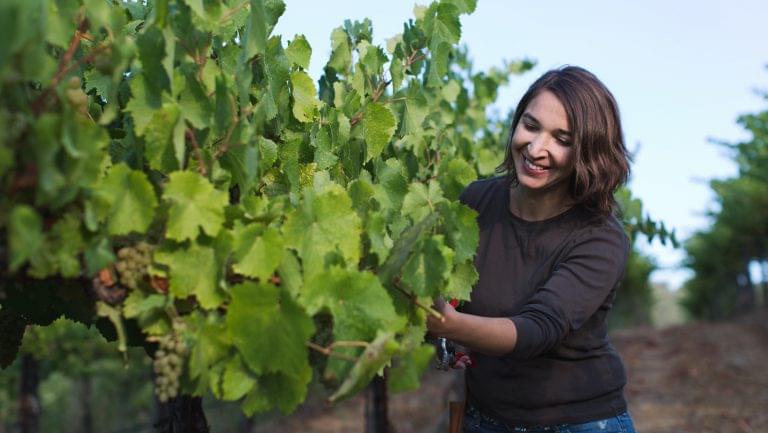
top-left (522, 113), bottom-right (572, 136)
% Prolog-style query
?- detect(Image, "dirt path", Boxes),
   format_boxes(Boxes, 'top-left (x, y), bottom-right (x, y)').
top-left (250, 311), bottom-right (768, 433)
top-left (613, 311), bottom-right (768, 433)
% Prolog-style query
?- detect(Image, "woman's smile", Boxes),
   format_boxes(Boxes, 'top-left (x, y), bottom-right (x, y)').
top-left (511, 90), bottom-right (574, 193)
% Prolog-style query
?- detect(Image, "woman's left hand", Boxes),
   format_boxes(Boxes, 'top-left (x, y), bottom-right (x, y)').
top-left (426, 297), bottom-right (458, 338)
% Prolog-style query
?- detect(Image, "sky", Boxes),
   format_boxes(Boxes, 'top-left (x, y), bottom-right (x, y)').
top-left (274, 0), bottom-right (768, 289)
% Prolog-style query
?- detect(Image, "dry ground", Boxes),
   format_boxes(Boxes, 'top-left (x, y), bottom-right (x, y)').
top-left (250, 310), bottom-right (768, 433)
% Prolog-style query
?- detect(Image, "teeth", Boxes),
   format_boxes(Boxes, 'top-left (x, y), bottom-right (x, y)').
top-left (524, 157), bottom-right (547, 171)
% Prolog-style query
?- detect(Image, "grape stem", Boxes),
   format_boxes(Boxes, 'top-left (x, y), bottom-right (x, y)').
top-left (305, 341), bottom-right (359, 362)
top-left (185, 128), bottom-right (208, 176)
top-left (392, 284), bottom-right (445, 321)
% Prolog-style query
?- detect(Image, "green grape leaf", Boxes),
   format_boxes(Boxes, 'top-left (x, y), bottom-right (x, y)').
top-left (366, 212), bottom-right (393, 264)
top-left (277, 250), bottom-right (303, 298)
top-left (398, 85), bottom-right (429, 134)
top-left (48, 213), bottom-right (84, 278)
top-left (244, 0), bottom-right (268, 59)
top-left (373, 158), bottom-right (409, 211)
top-left (362, 102), bottom-right (396, 161)
top-left (312, 126), bottom-right (338, 170)
top-left (259, 136), bottom-right (278, 171)
top-left (445, 0), bottom-right (477, 14)
top-left (445, 260), bottom-right (478, 300)
top-left (163, 171), bottom-right (229, 241)
top-left (232, 225), bottom-right (284, 281)
top-left (92, 163), bottom-right (157, 236)
top-left (388, 344), bottom-right (434, 393)
top-left (402, 180), bottom-right (446, 223)
top-left (144, 103), bottom-right (184, 172)
top-left (423, 3), bottom-right (461, 50)
top-left (401, 235), bottom-right (454, 298)
top-left (302, 267), bottom-right (402, 339)
top-left (377, 211), bottom-right (440, 286)
top-left (285, 34), bottom-right (311, 69)
top-left (290, 70), bottom-right (321, 123)
top-left (302, 267), bottom-right (404, 382)
top-left (328, 331), bottom-right (399, 403)
top-left (326, 27), bottom-right (351, 72)
top-left (242, 363), bottom-right (312, 415)
top-left (218, 356), bottom-right (257, 401)
top-left (122, 290), bottom-right (169, 336)
top-left (154, 242), bottom-right (225, 310)
top-left (188, 312), bottom-right (232, 383)
top-left (84, 237), bottom-right (115, 277)
top-left (183, 0), bottom-right (205, 17)
top-left (220, 142), bottom-right (259, 194)
top-left (477, 147), bottom-right (501, 176)
top-left (440, 201), bottom-right (479, 264)
top-left (438, 157), bottom-right (476, 200)
top-left (8, 205), bottom-right (44, 272)
top-left (282, 184), bottom-right (361, 278)
top-left (227, 282), bottom-right (314, 376)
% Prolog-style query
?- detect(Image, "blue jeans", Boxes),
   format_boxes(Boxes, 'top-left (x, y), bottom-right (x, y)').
top-left (462, 404), bottom-right (637, 433)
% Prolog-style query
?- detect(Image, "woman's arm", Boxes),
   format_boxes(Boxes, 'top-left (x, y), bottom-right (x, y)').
top-left (427, 298), bottom-right (519, 357)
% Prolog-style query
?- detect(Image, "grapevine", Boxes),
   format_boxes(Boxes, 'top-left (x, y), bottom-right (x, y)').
top-left (0, 0), bottom-right (674, 418)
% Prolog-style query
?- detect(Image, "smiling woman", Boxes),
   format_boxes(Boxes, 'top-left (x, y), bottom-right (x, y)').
top-left (426, 66), bottom-right (638, 433)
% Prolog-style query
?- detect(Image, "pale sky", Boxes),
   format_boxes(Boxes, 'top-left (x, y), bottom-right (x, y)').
top-left (274, 0), bottom-right (768, 289)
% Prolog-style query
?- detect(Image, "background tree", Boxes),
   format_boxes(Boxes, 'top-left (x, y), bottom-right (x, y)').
top-left (682, 89), bottom-right (768, 319)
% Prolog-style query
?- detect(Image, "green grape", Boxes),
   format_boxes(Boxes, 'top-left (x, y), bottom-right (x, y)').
top-left (115, 243), bottom-right (155, 290)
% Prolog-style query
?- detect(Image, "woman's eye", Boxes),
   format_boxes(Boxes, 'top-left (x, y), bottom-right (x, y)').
top-left (557, 137), bottom-right (572, 145)
top-left (523, 122), bottom-right (537, 131)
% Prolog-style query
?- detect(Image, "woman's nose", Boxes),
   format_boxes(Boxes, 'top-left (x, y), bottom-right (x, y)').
top-left (527, 134), bottom-right (549, 157)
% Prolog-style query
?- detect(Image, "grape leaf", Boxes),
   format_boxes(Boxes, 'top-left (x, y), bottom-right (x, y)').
top-left (282, 184), bottom-right (361, 278)
top-left (242, 363), bottom-right (312, 415)
top-left (163, 171), bottom-right (229, 241)
top-left (302, 266), bottom-right (402, 340)
top-left (401, 234), bottom-right (454, 298)
top-left (362, 102), bottom-right (396, 161)
top-left (227, 282), bottom-right (314, 376)
top-left (328, 331), bottom-right (399, 403)
top-left (187, 312), bottom-right (231, 384)
top-left (285, 34), bottom-right (311, 69)
top-left (92, 163), bottom-right (157, 236)
top-left (8, 205), bottom-right (44, 272)
top-left (377, 211), bottom-right (439, 286)
top-left (290, 70), bottom-right (321, 123)
top-left (232, 225), bottom-right (284, 281)
top-left (244, 0), bottom-right (267, 59)
top-left (402, 180), bottom-right (446, 223)
top-left (218, 355), bottom-right (257, 401)
top-left (326, 27), bottom-right (351, 73)
top-left (440, 200), bottom-right (479, 264)
top-left (154, 242), bottom-right (225, 310)
top-left (445, 260), bottom-right (478, 300)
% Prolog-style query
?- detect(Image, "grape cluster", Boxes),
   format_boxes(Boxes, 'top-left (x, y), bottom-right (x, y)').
top-left (153, 332), bottom-right (188, 402)
top-left (115, 242), bottom-right (153, 290)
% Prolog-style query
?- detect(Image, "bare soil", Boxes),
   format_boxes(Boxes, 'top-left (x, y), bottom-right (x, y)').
top-left (251, 310), bottom-right (768, 433)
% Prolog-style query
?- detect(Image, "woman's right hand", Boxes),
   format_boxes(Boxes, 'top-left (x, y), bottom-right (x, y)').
top-left (452, 352), bottom-right (473, 369)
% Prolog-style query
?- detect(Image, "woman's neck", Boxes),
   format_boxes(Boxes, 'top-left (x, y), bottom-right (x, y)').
top-left (508, 184), bottom-right (575, 222)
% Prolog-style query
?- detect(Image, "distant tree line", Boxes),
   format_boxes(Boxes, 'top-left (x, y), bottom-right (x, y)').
top-left (682, 85), bottom-right (768, 319)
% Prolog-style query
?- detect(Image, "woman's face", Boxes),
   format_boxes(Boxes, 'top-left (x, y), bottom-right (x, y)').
top-left (511, 90), bottom-right (575, 194)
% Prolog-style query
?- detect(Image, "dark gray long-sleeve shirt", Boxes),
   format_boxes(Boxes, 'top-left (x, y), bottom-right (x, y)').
top-left (459, 176), bottom-right (630, 427)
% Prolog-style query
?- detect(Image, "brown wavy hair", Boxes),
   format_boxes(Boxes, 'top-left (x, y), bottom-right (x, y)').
top-left (497, 65), bottom-right (631, 217)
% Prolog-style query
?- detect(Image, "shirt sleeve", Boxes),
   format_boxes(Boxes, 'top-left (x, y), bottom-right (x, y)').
top-left (506, 221), bottom-right (630, 359)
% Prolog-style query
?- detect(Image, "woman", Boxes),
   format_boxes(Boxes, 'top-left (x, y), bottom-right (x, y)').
top-left (427, 66), bottom-right (637, 433)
